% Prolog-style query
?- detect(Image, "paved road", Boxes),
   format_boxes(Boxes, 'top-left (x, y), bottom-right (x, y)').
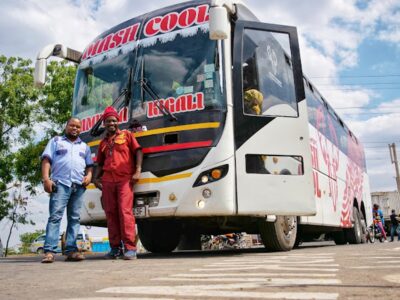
top-left (1, 241), bottom-right (399, 300)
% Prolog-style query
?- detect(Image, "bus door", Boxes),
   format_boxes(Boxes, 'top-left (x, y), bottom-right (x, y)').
top-left (233, 21), bottom-right (316, 216)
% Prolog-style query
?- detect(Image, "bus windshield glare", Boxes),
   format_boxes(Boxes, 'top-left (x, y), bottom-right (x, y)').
top-left (73, 27), bottom-right (225, 121)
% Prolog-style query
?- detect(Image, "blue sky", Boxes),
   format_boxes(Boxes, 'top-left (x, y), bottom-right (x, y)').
top-left (1, 0), bottom-right (400, 245)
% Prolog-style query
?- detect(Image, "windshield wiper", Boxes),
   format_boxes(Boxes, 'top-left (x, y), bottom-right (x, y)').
top-left (90, 67), bottom-right (133, 137)
top-left (138, 78), bottom-right (178, 122)
top-left (137, 57), bottom-right (177, 122)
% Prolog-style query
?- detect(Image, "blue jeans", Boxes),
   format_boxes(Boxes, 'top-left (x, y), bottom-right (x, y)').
top-left (390, 224), bottom-right (400, 241)
top-left (44, 182), bottom-right (86, 254)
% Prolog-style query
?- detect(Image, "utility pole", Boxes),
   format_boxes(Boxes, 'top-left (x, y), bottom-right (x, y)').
top-left (389, 143), bottom-right (400, 194)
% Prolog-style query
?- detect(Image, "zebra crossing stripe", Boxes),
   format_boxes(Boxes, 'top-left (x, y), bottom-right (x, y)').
top-left (349, 265), bottom-right (400, 269)
top-left (206, 262), bottom-right (338, 267)
top-left (221, 259), bottom-right (336, 264)
top-left (350, 256), bottom-right (399, 259)
top-left (190, 265), bottom-right (339, 272)
top-left (169, 272), bottom-right (336, 278)
top-left (151, 276), bottom-right (341, 285)
top-left (98, 284), bottom-right (339, 299)
top-left (61, 298), bottom-right (175, 300)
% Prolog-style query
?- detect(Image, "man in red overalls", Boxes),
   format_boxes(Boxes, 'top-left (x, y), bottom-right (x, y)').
top-left (94, 106), bottom-right (143, 260)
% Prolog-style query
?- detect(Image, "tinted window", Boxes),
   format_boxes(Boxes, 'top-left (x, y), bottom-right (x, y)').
top-left (242, 29), bottom-right (297, 117)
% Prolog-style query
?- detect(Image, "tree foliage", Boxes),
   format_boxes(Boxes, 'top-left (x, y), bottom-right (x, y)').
top-left (19, 229), bottom-right (45, 253)
top-left (0, 55), bottom-right (76, 220)
top-left (0, 55), bottom-right (38, 220)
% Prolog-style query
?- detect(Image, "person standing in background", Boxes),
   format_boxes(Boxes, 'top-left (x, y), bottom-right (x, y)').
top-left (389, 209), bottom-right (400, 242)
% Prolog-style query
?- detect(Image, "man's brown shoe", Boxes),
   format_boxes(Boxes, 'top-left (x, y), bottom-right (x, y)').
top-left (41, 252), bottom-right (55, 263)
top-left (65, 252), bottom-right (85, 262)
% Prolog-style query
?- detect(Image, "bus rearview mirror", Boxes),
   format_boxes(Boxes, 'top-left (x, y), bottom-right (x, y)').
top-left (209, 6), bottom-right (229, 40)
top-left (34, 59), bottom-right (47, 88)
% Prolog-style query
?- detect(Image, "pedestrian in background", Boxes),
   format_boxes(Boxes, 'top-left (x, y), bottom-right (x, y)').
top-left (389, 209), bottom-right (400, 242)
top-left (41, 118), bottom-right (93, 263)
top-left (372, 204), bottom-right (387, 241)
top-left (94, 106), bottom-right (143, 260)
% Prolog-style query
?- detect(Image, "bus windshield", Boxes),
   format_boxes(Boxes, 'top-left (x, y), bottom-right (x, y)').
top-left (73, 27), bottom-right (225, 121)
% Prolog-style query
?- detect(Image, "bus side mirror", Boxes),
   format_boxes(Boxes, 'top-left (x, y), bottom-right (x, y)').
top-left (209, 6), bottom-right (230, 40)
top-left (34, 59), bottom-right (47, 87)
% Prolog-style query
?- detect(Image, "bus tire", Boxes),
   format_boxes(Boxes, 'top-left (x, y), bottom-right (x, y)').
top-left (258, 216), bottom-right (297, 251)
top-left (177, 232), bottom-right (202, 250)
top-left (345, 208), bottom-right (362, 244)
top-left (360, 213), bottom-right (368, 244)
top-left (138, 219), bottom-right (181, 253)
top-left (332, 231), bottom-right (347, 245)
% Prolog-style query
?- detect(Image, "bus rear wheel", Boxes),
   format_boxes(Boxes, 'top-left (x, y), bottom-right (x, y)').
top-left (345, 208), bottom-right (363, 244)
top-left (137, 219), bottom-right (181, 253)
top-left (258, 216), bottom-right (297, 251)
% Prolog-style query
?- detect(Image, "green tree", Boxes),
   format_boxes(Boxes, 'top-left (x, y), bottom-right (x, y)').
top-left (0, 55), bottom-right (38, 220)
top-left (0, 56), bottom-right (76, 255)
top-left (19, 229), bottom-right (45, 254)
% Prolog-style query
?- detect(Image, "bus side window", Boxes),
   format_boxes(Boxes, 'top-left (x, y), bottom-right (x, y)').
top-left (242, 29), bottom-right (298, 117)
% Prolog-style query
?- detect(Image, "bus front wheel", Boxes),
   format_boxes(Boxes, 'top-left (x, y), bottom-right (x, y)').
top-left (137, 219), bottom-right (181, 253)
top-left (258, 216), bottom-right (297, 251)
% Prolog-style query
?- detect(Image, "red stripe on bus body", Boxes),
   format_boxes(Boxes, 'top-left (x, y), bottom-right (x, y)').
top-left (91, 140), bottom-right (212, 159)
top-left (142, 140), bottom-right (212, 154)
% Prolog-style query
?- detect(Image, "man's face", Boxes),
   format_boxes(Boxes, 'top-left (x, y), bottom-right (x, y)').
top-left (65, 118), bottom-right (81, 138)
top-left (104, 116), bottom-right (118, 134)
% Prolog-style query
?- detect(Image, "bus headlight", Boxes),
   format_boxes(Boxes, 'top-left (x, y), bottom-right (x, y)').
top-left (193, 164), bottom-right (229, 187)
top-left (201, 175), bottom-right (209, 184)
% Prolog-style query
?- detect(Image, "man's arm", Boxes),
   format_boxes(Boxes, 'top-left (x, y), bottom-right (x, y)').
top-left (41, 158), bottom-right (54, 193)
top-left (82, 145), bottom-right (94, 186)
top-left (131, 149), bottom-right (143, 183)
top-left (82, 166), bottom-right (93, 186)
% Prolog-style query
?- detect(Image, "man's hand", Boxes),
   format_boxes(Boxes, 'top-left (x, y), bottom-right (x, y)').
top-left (43, 179), bottom-right (55, 193)
top-left (131, 171), bottom-right (141, 184)
top-left (94, 179), bottom-right (103, 191)
top-left (82, 174), bottom-right (92, 187)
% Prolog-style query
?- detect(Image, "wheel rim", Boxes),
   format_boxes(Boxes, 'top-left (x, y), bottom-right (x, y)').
top-left (278, 216), bottom-right (297, 241)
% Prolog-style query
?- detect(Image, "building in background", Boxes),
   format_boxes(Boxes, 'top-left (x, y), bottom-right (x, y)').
top-left (371, 191), bottom-right (400, 225)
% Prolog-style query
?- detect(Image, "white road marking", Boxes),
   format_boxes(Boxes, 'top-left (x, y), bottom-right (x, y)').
top-left (152, 276), bottom-right (341, 285)
top-left (170, 272), bottom-right (337, 278)
top-left (357, 256), bottom-right (400, 259)
top-left (61, 298), bottom-right (175, 300)
top-left (208, 260), bottom-right (337, 266)
top-left (383, 247), bottom-right (400, 251)
top-left (383, 274), bottom-right (400, 284)
top-left (349, 266), bottom-right (400, 269)
top-left (367, 260), bottom-right (400, 264)
top-left (191, 265), bottom-right (339, 272)
top-left (98, 284), bottom-right (339, 300)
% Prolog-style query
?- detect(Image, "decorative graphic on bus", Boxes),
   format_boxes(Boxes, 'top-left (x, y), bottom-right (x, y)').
top-left (81, 4), bottom-right (209, 62)
top-left (82, 23), bottom-right (140, 61)
top-left (81, 107), bottom-right (128, 133)
top-left (310, 138), bottom-right (322, 198)
top-left (143, 4), bottom-right (209, 37)
top-left (316, 106), bottom-right (339, 211)
top-left (146, 92), bottom-right (205, 118)
top-left (341, 162), bottom-right (364, 227)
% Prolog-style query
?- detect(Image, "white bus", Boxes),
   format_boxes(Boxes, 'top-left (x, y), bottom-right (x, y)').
top-left (34, 0), bottom-right (372, 252)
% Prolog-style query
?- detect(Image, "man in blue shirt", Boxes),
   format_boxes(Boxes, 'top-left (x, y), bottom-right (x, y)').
top-left (41, 118), bottom-right (93, 263)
